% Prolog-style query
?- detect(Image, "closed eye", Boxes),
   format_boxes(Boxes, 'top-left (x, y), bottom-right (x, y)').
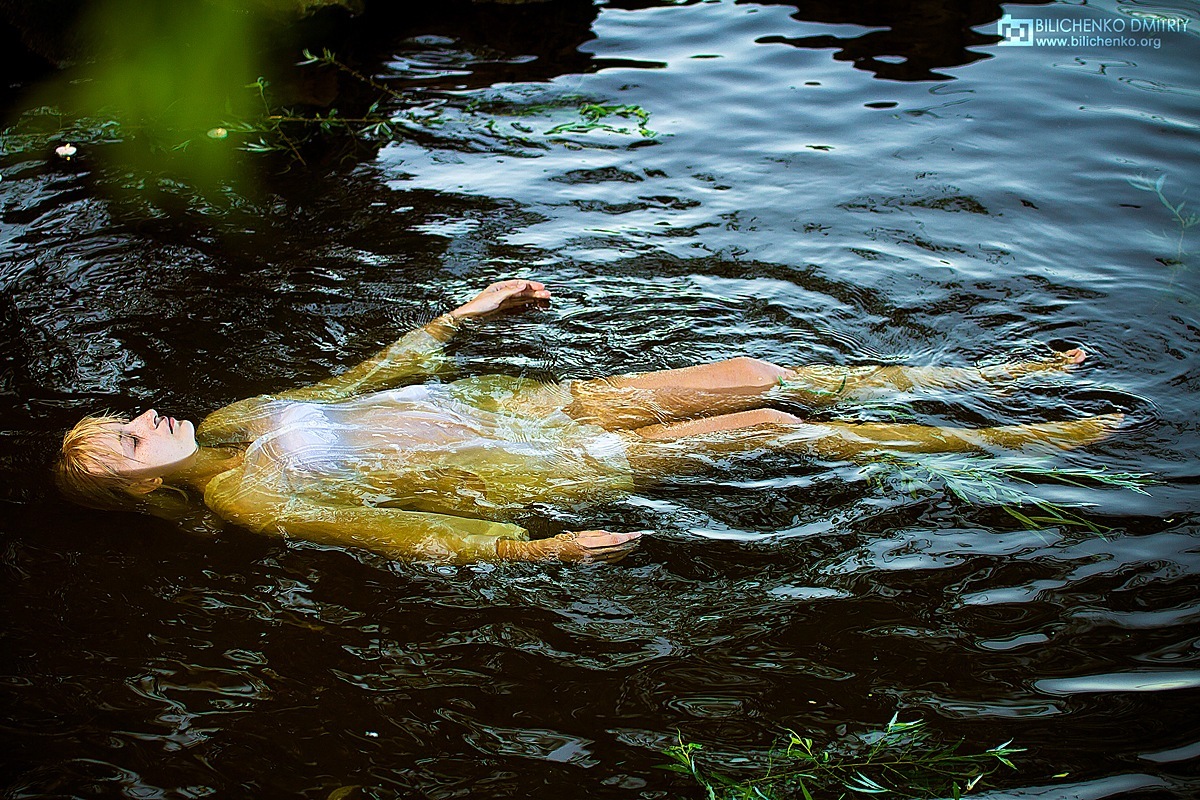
top-left (120, 432), bottom-right (142, 453)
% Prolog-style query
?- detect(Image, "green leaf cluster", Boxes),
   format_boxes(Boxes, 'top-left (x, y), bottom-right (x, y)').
top-left (546, 103), bottom-right (657, 137)
top-left (223, 50), bottom-right (660, 155)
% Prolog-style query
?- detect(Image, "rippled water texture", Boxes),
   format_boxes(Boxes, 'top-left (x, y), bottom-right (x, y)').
top-left (3, 0), bottom-right (1200, 797)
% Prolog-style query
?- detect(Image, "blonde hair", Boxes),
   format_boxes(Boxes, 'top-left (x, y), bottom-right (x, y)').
top-left (56, 413), bottom-right (216, 532)
top-left (54, 413), bottom-right (153, 512)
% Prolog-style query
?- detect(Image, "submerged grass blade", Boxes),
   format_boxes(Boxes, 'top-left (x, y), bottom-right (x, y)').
top-left (864, 453), bottom-right (1155, 534)
top-left (1128, 172), bottom-right (1197, 266)
top-left (663, 714), bottom-right (1024, 799)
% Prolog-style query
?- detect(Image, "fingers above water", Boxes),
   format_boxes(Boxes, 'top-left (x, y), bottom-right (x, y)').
top-left (454, 279), bottom-right (552, 318)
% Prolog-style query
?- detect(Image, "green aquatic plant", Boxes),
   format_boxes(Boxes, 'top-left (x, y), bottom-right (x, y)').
top-left (0, 106), bottom-right (125, 154)
top-left (1127, 173), bottom-right (1198, 267)
top-left (253, 48), bottom-right (659, 149)
top-left (864, 454), bottom-right (1154, 534)
top-left (663, 714), bottom-right (1023, 799)
top-left (1, 45), bottom-right (657, 170)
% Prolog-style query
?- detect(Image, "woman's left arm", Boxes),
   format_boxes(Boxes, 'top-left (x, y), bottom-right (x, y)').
top-left (277, 279), bottom-right (551, 403)
top-left (196, 280), bottom-right (550, 443)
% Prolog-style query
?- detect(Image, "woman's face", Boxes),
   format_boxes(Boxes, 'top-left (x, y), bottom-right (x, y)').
top-left (100, 409), bottom-right (199, 478)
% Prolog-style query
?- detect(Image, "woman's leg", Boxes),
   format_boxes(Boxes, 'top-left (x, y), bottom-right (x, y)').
top-left (567, 350), bottom-right (1088, 430)
top-left (780, 349), bottom-right (1088, 406)
top-left (632, 408), bottom-right (806, 440)
top-left (567, 356), bottom-right (794, 430)
top-left (624, 410), bottom-right (1124, 476)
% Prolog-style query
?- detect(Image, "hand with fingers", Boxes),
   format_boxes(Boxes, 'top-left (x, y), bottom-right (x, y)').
top-left (496, 529), bottom-right (644, 563)
top-left (450, 279), bottom-right (552, 321)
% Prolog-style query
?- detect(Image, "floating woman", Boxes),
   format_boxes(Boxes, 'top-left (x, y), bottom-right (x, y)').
top-left (54, 279), bottom-right (1122, 564)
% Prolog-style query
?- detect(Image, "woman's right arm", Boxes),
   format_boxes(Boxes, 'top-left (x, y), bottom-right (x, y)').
top-left (206, 474), bottom-right (527, 562)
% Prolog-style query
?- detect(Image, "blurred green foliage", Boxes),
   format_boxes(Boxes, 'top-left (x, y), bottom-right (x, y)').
top-left (13, 0), bottom-right (268, 198)
top-left (2, 0), bottom-right (659, 209)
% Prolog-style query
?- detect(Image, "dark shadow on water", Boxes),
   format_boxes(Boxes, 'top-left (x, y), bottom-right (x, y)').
top-left (744, 0), bottom-right (1053, 81)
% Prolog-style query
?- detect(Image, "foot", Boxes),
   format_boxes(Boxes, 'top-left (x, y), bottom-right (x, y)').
top-left (1059, 347), bottom-right (1087, 365)
top-left (496, 530), bottom-right (643, 563)
top-left (980, 347), bottom-right (1088, 383)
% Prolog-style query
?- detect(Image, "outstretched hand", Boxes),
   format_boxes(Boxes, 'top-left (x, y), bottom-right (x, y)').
top-left (560, 530), bottom-right (643, 563)
top-left (496, 529), bottom-right (644, 563)
top-left (450, 279), bottom-right (551, 320)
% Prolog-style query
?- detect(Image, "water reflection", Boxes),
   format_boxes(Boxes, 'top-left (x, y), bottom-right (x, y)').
top-left (348, 2), bottom-right (659, 86)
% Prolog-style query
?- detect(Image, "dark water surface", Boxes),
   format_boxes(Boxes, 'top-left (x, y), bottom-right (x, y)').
top-left (3, 0), bottom-right (1200, 797)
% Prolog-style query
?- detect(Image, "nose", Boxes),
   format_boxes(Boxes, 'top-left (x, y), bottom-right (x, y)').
top-left (135, 408), bottom-right (159, 429)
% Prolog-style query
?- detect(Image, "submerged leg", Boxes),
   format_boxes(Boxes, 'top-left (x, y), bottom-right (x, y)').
top-left (632, 408), bottom-right (806, 440)
top-left (566, 350), bottom-right (1089, 430)
top-left (778, 349), bottom-right (1088, 407)
top-left (497, 530), bottom-right (642, 563)
top-left (625, 411), bottom-right (1124, 476)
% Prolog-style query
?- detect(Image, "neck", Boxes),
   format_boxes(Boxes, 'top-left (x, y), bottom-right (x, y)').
top-left (167, 445), bottom-right (245, 494)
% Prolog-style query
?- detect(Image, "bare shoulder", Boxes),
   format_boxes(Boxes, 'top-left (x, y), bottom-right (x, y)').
top-left (197, 395), bottom-right (276, 445)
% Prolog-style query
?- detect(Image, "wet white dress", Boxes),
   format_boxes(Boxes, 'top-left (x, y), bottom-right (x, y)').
top-left (199, 333), bottom-right (633, 562)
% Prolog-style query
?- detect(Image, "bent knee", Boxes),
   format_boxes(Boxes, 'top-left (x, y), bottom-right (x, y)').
top-left (722, 356), bottom-right (791, 386)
